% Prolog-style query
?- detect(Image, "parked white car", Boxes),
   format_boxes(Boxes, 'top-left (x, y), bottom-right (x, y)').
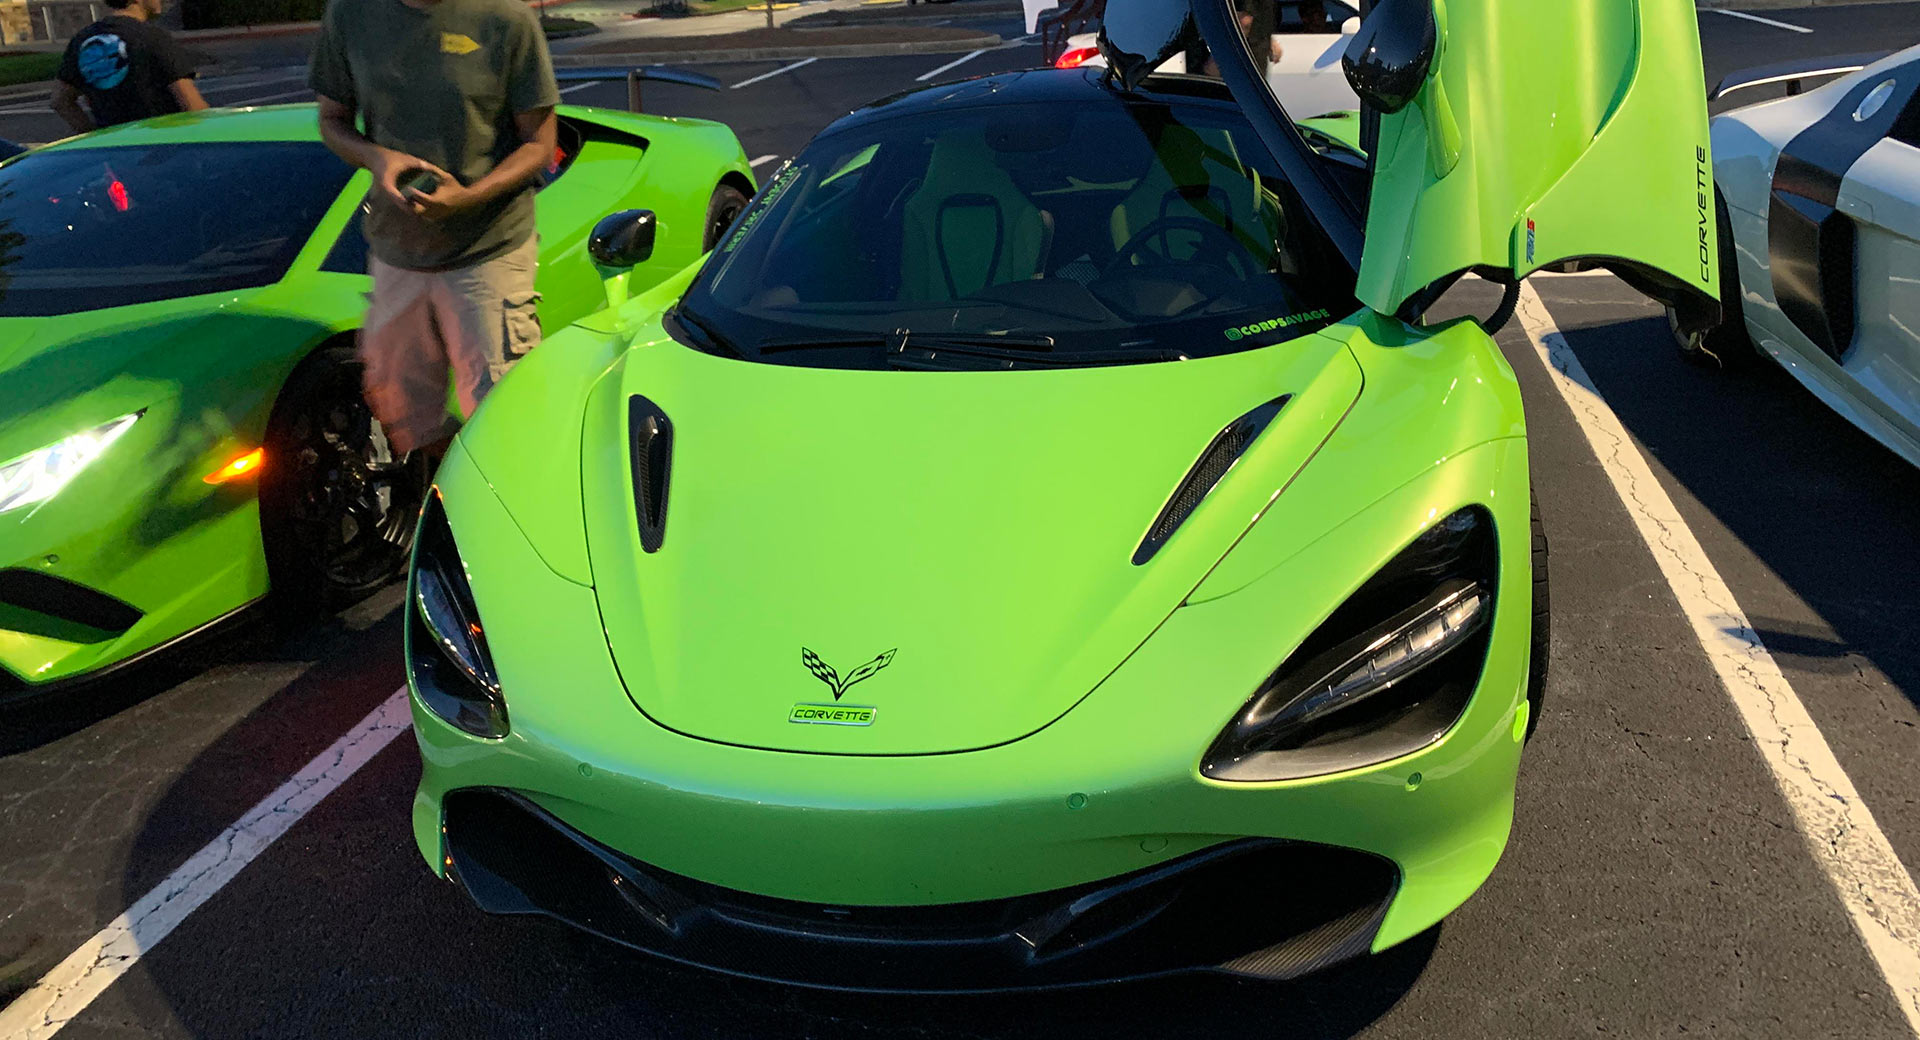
top-left (1037, 0), bottom-right (1362, 118)
top-left (1680, 45), bottom-right (1920, 468)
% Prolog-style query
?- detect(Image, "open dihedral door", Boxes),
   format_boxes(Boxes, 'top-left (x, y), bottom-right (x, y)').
top-left (1101, 0), bottom-right (1723, 327)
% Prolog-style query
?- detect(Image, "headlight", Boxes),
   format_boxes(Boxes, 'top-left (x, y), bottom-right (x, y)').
top-left (408, 490), bottom-right (508, 738)
top-left (0, 413), bottom-right (142, 516)
top-left (1203, 507), bottom-right (1497, 782)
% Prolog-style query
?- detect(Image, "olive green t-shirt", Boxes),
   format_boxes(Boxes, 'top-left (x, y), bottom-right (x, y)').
top-left (308, 0), bottom-right (559, 271)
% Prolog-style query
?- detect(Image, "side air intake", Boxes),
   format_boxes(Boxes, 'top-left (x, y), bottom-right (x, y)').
top-left (629, 395), bottom-right (673, 553)
top-left (1132, 397), bottom-right (1290, 566)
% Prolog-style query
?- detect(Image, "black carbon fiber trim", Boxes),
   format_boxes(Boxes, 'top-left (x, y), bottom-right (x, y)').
top-left (1133, 396), bottom-right (1289, 566)
top-left (441, 788), bottom-right (1400, 992)
top-left (0, 568), bottom-right (142, 635)
top-left (1768, 56), bottom-right (1920, 361)
top-left (629, 395), bottom-right (673, 554)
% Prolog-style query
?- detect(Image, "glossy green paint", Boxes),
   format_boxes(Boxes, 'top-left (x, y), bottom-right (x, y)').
top-left (0, 104), bottom-right (752, 690)
top-left (413, 0), bottom-right (1721, 968)
top-left (1356, 0), bottom-right (1717, 313)
top-left (417, 312), bottom-right (1532, 952)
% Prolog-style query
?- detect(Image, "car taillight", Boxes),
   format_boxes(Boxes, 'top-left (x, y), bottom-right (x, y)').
top-left (1055, 46), bottom-right (1100, 69)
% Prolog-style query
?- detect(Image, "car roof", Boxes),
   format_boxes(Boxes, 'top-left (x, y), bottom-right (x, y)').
top-left (37, 104), bottom-right (326, 152)
top-left (827, 68), bottom-right (1241, 137)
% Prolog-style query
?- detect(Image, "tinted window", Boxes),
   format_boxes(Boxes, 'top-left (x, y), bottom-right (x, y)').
top-left (0, 141), bottom-right (351, 316)
top-left (678, 98), bottom-right (1353, 370)
top-left (1276, 1), bottom-right (1357, 33)
top-left (321, 200), bottom-right (370, 275)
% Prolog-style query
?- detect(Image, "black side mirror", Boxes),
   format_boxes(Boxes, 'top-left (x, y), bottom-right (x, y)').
top-left (589, 209), bottom-right (657, 269)
top-left (1342, 0), bottom-right (1437, 114)
top-left (1096, 0), bottom-right (1195, 92)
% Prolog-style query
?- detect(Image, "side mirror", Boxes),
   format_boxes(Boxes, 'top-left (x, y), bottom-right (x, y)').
top-left (589, 209), bottom-right (657, 270)
top-left (1096, 0), bottom-right (1195, 92)
top-left (1341, 15), bottom-right (1360, 34)
top-left (1341, 0), bottom-right (1437, 114)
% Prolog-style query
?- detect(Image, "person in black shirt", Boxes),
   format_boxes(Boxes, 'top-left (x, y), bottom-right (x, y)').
top-left (51, 0), bottom-right (207, 133)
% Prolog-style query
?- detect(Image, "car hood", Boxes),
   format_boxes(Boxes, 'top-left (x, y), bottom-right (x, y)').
top-left (0, 303), bottom-right (234, 453)
top-left (579, 331), bottom-right (1364, 755)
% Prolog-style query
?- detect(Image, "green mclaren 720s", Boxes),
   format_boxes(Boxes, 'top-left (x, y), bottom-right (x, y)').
top-left (406, 0), bottom-right (1723, 990)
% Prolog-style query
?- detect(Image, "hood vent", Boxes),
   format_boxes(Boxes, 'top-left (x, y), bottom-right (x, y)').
top-left (629, 396), bottom-right (673, 553)
top-left (1132, 396), bottom-right (1290, 566)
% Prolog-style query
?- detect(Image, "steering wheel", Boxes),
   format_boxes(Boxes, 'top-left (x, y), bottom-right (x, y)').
top-left (1106, 215), bottom-right (1260, 282)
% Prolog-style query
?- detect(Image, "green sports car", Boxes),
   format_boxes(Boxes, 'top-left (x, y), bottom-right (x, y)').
top-left (410, 0), bottom-right (1720, 988)
top-left (0, 101), bottom-right (753, 698)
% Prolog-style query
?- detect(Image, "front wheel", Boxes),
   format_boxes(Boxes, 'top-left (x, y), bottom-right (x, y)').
top-left (702, 183), bottom-right (750, 252)
top-left (260, 345), bottom-right (430, 618)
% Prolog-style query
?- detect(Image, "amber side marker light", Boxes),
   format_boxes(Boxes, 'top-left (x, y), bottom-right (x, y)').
top-left (205, 448), bottom-right (265, 484)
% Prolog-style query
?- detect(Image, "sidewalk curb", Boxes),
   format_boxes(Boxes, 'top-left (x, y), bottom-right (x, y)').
top-left (555, 31), bottom-right (1000, 65)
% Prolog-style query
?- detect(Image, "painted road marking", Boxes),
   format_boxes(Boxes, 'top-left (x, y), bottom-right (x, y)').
top-left (559, 81), bottom-right (599, 96)
top-left (916, 48), bottom-right (988, 82)
top-left (0, 689), bottom-right (413, 1040)
top-left (1710, 9), bottom-right (1813, 33)
top-left (749, 154), bottom-right (781, 168)
top-left (730, 57), bottom-right (818, 90)
top-left (1515, 282), bottom-right (1920, 1036)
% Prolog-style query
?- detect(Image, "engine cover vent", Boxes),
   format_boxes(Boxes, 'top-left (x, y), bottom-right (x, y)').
top-left (629, 395), bottom-right (673, 553)
top-left (1132, 396), bottom-right (1290, 566)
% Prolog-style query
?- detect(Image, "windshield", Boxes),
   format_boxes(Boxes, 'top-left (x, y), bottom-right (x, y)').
top-left (676, 96), bottom-right (1353, 369)
top-left (0, 142), bottom-right (351, 317)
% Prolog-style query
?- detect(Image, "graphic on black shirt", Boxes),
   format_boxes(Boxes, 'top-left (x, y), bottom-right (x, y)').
top-left (77, 33), bottom-right (130, 90)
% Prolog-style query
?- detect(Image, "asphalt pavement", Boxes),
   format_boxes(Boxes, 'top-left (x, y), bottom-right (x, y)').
top-left (3, 3), bottom-right (1920, 1038)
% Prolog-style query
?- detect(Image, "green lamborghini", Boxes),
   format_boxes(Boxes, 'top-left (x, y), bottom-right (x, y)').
top-left (410, 0), bottom-right (1720, 988)
top-left (0, 101), bottom-right (752, 698)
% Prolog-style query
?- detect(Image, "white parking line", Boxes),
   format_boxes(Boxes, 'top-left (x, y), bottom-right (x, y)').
top-left (1710, 8), bottom-right (1813, 33)
top-left (0, 689), bottom-right (413, 1040)
top-left (559, 81), bottom-right (599, 96)
top-left (1515, 283), bottom-right (1920, 1036)
top-left (730, 57), bottom-right (817, 90)
top-left (916, 48), bottom-right (987, 82)
top-left (749, 154), bottom-right (780, 168)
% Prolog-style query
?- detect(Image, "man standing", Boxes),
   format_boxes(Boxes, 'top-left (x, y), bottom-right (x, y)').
top-left (308, 0), bottom-right (560, 457)
top-left (50, 0), bottom-right (208, 134)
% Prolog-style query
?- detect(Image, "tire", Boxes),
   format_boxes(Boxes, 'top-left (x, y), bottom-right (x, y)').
top-left (1667, 192), bottom-right (1756, 370)
top-left (1526, 489), bottom-right (1550, 742)
top-left (259, 345), bottom-right (430, 621)
top-left (702, 183), bottom-right (750, 253)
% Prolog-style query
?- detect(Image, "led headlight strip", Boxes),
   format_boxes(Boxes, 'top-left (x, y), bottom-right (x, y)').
top-left (1204, 507), bottom-right (1498, 782)
top-left (0, 412), bottom-right (142, 516)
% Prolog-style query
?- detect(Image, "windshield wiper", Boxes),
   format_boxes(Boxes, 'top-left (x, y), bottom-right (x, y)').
top-left (668, 306), bottom-right (745, 359)
top-left (757, 329), bottom-right (1058, 356)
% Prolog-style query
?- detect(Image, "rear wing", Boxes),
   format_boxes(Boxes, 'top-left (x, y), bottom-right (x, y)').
top-left (1711, 51), bottom-right (1889, 102)
top-left (553, 66), bottom-right (723, 113)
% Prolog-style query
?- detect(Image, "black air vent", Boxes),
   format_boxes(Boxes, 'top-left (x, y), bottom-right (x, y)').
top-left (0, 568), bottom-right (143, 635)
top-left (629, 396), bottom-right (673, 553)
top-left (1132, 396), bottom-right (1290, 566)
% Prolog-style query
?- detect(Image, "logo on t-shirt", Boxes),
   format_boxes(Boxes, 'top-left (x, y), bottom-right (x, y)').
top-left (78, 33), bottom-right (131, 90)
top-left (440, 32), bottom-right (480, 55)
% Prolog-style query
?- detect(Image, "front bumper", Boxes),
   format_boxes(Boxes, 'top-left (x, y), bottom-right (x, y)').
top-left (414, 432), bottom-right (1531, 985)
top-left (446, 787), bottom-right (1397, 991)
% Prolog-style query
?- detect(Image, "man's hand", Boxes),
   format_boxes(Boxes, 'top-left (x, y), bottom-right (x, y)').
top-left (367, 148), bottom-right (455, 213)
top-left (404, 176), bottom-right (484, 222)
top-left (49, 81), bottom-right (93, 135)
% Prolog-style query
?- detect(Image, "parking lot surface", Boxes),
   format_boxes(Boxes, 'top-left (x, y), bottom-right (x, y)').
top-left (3, 3), bottom-right (1920, 1038)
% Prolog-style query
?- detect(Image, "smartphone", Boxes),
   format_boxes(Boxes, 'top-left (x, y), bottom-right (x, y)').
top-left (398, 169), bottom-right (440, 197)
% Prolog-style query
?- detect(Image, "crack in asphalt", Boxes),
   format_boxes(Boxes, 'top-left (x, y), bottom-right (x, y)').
top-left (0, 692), bottom-right (412, 1039)
top-left (1515, 284), bottom-right (1920, 1035)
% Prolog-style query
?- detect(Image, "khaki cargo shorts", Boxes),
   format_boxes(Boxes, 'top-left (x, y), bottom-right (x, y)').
top-left (360, 235), bottom-right (541, 455)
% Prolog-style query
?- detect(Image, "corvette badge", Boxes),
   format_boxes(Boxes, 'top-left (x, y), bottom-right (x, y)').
top-left (801, 647), bottom-right (896, 701)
